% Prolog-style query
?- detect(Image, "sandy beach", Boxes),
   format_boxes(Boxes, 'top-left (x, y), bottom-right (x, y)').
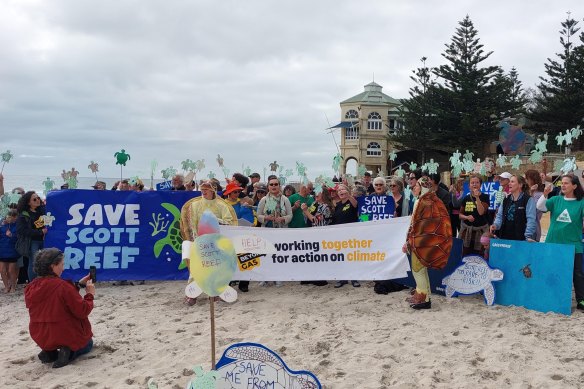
top-left (1, 277), bottom-right (583, 389)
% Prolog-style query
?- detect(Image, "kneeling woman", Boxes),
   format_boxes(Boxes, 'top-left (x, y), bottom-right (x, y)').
top-left (24, 248), bottom-right (95, 368)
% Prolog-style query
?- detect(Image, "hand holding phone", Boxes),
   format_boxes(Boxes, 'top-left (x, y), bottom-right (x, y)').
top-left (89, 266), bottom-right (97, 283)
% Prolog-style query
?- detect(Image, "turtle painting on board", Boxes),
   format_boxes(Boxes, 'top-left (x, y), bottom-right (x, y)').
top-left (442, 255), bottom-right (504, 305)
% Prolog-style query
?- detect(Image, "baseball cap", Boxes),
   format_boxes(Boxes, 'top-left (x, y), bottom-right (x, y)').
top-left (497, 172), bottom-right (512, 179)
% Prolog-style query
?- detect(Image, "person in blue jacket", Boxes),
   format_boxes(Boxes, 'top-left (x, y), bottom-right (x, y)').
top-left (0, 209), bottom-right (19, 293)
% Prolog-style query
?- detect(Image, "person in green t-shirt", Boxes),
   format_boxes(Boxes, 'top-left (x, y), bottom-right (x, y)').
top-left (537, 174), bottom-right (584, 311)
top-left (288, 184), bottom-right (314, 228)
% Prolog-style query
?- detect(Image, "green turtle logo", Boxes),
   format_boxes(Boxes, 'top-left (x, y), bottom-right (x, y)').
top-left (151, 203), bottom-right (183, 264)
top-left (114, 149), bottom-right (131, 166)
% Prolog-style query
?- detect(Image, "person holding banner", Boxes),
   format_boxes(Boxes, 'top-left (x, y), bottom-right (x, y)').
top-left (490, 175), bottom-right (537, 241)
top-left (332, 184), bottom-right (360, 288)
top-left (257, 176), bottom-right (292, 287)
top-left (537, 174), bottom-right (584, 311)
top-left (458, 175), bottom-right (490, 256)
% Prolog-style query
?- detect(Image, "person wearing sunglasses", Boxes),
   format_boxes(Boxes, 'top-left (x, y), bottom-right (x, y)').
top-left (406, 170), bottom-right (422, 216)
top-left (16, 192), bottom-right (48, 282)
top-left (256, 176), bottom-right (292, 287)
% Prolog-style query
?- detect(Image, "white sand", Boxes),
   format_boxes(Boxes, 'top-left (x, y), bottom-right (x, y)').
top-left (1, 280), bottom-right (583, 388)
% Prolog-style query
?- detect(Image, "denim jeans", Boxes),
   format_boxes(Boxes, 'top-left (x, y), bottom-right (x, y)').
top-left (71, 339), bottom-right (93, 361)
top-left (27, 240), bottom-right (44, 282)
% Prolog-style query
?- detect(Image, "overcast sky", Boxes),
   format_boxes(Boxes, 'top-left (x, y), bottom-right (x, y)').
top-left (0, 0), bottom-right (581, 180)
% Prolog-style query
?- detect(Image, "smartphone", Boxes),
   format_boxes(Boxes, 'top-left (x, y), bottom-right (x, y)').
top-left (89, 266), bottom-right (97, 283)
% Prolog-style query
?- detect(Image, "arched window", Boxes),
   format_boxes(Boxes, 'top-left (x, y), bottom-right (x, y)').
top-left (345, 124), bottom-right (359, 140)
top-left (345, 110), bottom-right (359, 119)
top-left (367, 142), bottom-right (381, 157)
top-left (367, 112), bottom-right (382, 130)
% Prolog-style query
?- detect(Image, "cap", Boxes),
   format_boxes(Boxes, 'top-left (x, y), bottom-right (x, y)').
top-left (92, 181), bottom-right (106, 189)
top-left (249, 172), bottom-right (261, 179)
top-left (255, 183), bottom-right (268, 192)
top-left (224, 181), bottom-right (243, 195)
top-left (498, 172), bottom-right (512, 179)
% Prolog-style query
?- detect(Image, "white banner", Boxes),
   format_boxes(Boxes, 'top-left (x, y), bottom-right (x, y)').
top-left (220, 217), bottom-right (412, 281)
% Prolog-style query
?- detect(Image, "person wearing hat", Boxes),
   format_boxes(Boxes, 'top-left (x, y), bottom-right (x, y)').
top-left (224, 182), bottom-right (255, 226)
top-left (181, 180), bottom-right (236, 304)
top-left (224, 182), bottom-right (255, 293)
top-left (362, 172), bottom-right (375, 195)
top-left (496, 172), bottom-right (512, 194)
top-left (246, 173), bottom-right (261, 197)
top-left (92, 181), bottom-right (106, 190)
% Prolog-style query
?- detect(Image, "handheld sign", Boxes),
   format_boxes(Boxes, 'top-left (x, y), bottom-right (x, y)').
top-left (441, 255), bottom-right (503, 305)
top-left (357, 195), bottom-right (395, 221)
top-left (215, 343), bottom-right (321, 389)
top-left (156, 180), bottom-right (173, 191)
top-left (462, 181), bottom-right (500, 210)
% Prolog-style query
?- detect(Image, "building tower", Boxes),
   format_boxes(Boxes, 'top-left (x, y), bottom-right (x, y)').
top-left (331, 81), bottom-right (403, 176)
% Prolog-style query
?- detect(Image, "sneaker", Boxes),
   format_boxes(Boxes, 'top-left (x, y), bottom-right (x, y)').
top-left (312, 281), bottom-right (328, 286)
top-left (238, 284), bottom-right (249, 293)
top-left (258, 281), bottom-right (268, 287)
top-left (52, 347), bottom-right (71, 369)
top-left (38, 350), bottom-right (58, 363)
top-left (334, 281), bottom-right (348, 288)
top-left (275, 281), bottom-right (283, 287)
top-left (577, 300), bottom-right (584, 311)
top-left (351, 281), bottom-right (361, 288)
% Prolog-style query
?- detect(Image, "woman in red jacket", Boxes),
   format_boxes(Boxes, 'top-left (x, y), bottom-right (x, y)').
top-left (24, 248), bottom-right (95, 368)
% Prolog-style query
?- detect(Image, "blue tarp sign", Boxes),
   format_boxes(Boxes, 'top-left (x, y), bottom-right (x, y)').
top-left (490, 239), bottom-right (574, 315)
top-left (357, 195), bottom-right (395, 221)
top-left (462, 181), bottom-right (500, 210)
top-left (44, 190), bottom-right (198, 281)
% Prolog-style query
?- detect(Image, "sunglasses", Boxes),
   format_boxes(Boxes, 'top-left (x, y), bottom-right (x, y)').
top-left (269, 183), bottom-right (279, 187)
top-left (232, 190), bottom-right (241, 194)
top-left (389, 184), bottom-right (397, 187)
top-left (374, 184), bottom-right (384, 187)
top-left (256, 190), bottom-right (267, 194)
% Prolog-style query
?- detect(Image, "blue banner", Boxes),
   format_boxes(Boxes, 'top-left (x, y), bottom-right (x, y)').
top-left (462, 181), bottom-right (500, 210)
top-left (357, 195), bottom-right (395, 221)
top-left (490, 239), bottom-right (574, 315)
top-left (45, 190), bottom-right (199, 281)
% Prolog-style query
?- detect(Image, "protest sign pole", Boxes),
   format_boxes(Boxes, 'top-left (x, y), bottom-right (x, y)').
top-left (210, 297), bottom-right (216, 369)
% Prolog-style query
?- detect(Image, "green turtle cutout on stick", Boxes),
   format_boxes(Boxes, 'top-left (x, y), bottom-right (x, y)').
top-left (114, 149), bottom-right (131, 181)
top-left (1, 150), bottom-right (14, 174)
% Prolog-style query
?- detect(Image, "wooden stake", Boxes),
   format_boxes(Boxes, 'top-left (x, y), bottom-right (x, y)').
top-left (210, 297), bottom-right (216, 369)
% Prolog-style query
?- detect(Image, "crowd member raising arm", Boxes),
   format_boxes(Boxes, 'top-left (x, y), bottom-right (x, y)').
top-left (536, 174), bottom-right (584, 312)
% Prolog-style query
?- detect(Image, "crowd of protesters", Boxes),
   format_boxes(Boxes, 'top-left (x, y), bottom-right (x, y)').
top-left (1, 167), bottom-right (583, 311)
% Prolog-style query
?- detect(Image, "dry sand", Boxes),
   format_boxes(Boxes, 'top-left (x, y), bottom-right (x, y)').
top-left (1, 278), bottom-right (583, 389)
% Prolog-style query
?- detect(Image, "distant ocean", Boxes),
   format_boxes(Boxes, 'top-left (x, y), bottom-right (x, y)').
top-left (2, 175), bottom-right (166, 198)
